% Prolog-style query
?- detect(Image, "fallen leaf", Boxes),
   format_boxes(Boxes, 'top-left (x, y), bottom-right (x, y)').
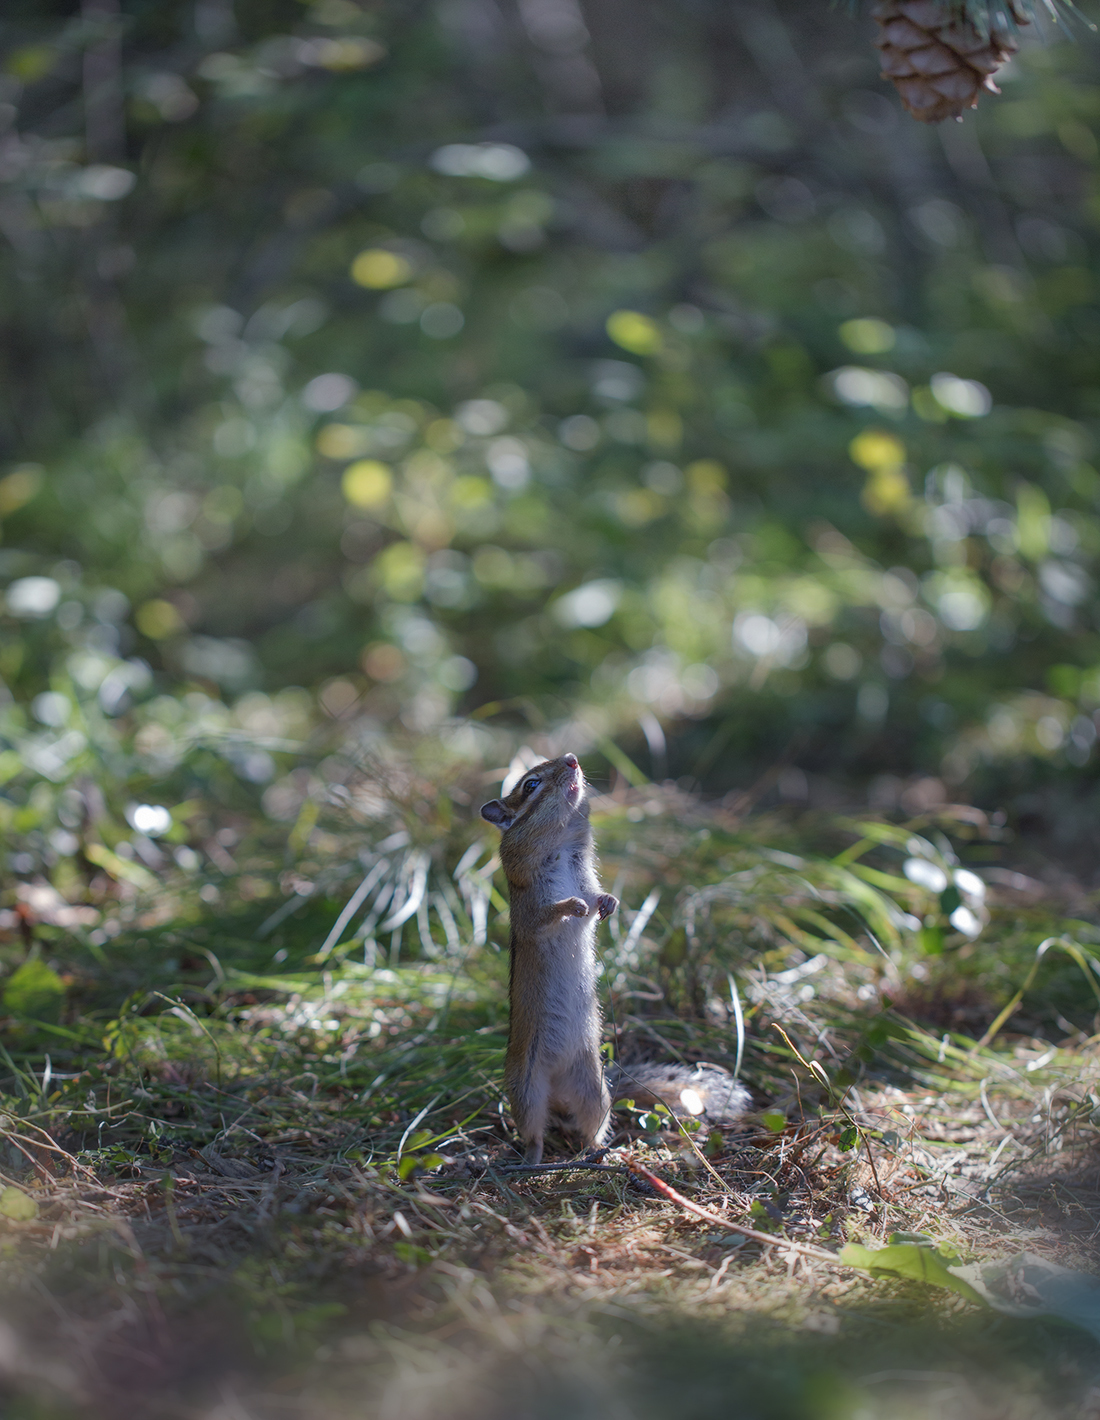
top-left (0, 1186), bottom-right (38, 1221)
top-left (839, 1236), bottom-right (984, 1304)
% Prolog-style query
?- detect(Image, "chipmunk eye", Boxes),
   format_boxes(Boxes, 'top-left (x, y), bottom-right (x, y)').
top-left (521, 776), bottom-right (541, 797)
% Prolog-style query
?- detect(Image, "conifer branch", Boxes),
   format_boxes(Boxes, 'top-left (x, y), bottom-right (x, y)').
top-left (842, 0), bottom-right (1087, 36)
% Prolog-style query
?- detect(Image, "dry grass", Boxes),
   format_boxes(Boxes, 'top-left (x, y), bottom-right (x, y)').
top-left (1, 759), bottom-right (1100, 1419)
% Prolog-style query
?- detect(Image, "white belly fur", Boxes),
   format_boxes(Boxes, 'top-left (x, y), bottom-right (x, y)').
top-left (534, 849), bottom-right (601, 1064)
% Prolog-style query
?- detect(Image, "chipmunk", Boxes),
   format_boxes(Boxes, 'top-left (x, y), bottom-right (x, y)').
top-left (481, 752), bottom-right (749, 1164)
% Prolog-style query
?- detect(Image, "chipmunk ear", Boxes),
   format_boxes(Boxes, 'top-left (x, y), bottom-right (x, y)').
top-left (480, 799), bottom-right (514, 829)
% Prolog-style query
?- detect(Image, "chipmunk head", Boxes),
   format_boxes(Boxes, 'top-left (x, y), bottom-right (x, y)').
top-left (480, 752), bottom-right (587, 839)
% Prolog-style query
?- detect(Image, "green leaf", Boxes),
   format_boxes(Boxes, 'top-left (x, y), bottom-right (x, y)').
top-left (393, 1241), bottom-right (433, 1267)
top-left (84, 842), bottom-right (158, 891)
top-left (954, 1253), bottom-right (1100, 1342)
top-left (839, 1239), bottom-right (985, 1304)
top-left (0, 751), bottom-right (23, 785)
top-left (838, 1125), bottom-right (859, 1151)
top-left (760, 1110), bottom-right (787, 1133)
top-left (844, 1241), bottom-right (1100, 1346)
top-left (2, 958), bottom-right (66, 1022)
top-left (0, 1186), bottom-right (38, 1221)
top-left (660, 930), bottom-right (687, 969)
top-left (918, 926), bottom-right (944, 956)
top-left (939, 885), bottom-right (962, 915)
top-left (748, 1199), bottom-right (777, 1230)
top-left (7, 45), bottom-right (57, 83)
top-left (397, 1151), bottom-right (444, 1179)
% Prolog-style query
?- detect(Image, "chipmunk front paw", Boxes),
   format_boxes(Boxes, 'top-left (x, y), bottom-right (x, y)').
top-left (596, 893), bottom-right (619, 920)
top-left (563, 896), bottom-right (590, 918)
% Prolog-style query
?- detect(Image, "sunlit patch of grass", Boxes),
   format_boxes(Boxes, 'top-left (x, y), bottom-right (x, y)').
top-left (0, 752), bottom-right (1097, 1415)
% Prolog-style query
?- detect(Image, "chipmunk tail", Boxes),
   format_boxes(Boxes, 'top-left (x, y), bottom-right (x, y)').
top-left (606, 1061), bottom-right (750, 1125)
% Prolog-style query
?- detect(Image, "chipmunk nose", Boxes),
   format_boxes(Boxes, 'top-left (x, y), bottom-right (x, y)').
top-left (563, 753), bottom-right (578, 768)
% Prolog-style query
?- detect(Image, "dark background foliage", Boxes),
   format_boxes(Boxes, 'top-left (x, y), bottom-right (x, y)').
top-left (2, 0), bottom-right (1100, 856)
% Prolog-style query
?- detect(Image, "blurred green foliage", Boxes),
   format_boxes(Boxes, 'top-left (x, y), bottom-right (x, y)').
top-left (2, 0), bottom-right (1100, 887)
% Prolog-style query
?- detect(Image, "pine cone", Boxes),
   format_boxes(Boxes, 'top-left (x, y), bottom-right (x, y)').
top-left (873, 0), bottom-right (1027, 123)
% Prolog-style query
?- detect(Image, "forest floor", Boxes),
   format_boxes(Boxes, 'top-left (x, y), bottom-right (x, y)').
top-left (1, 755), bottom-right (1100, 1420)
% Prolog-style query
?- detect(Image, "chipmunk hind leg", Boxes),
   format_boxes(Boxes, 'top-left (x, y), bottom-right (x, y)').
top-left (505, 1054), bottom-right (550, 1165)
top-left (550, 1051), bottom-right (612, 1150)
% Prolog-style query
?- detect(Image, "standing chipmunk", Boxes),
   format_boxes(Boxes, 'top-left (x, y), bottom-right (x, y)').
top-left (481, 752), bottom-right (749, 1164)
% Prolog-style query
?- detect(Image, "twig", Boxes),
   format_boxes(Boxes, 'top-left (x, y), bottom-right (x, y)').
top-left (622, 1154), bottom-right (845, 1266)
top-left (497, 1161), bottom-right (626, 1176)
